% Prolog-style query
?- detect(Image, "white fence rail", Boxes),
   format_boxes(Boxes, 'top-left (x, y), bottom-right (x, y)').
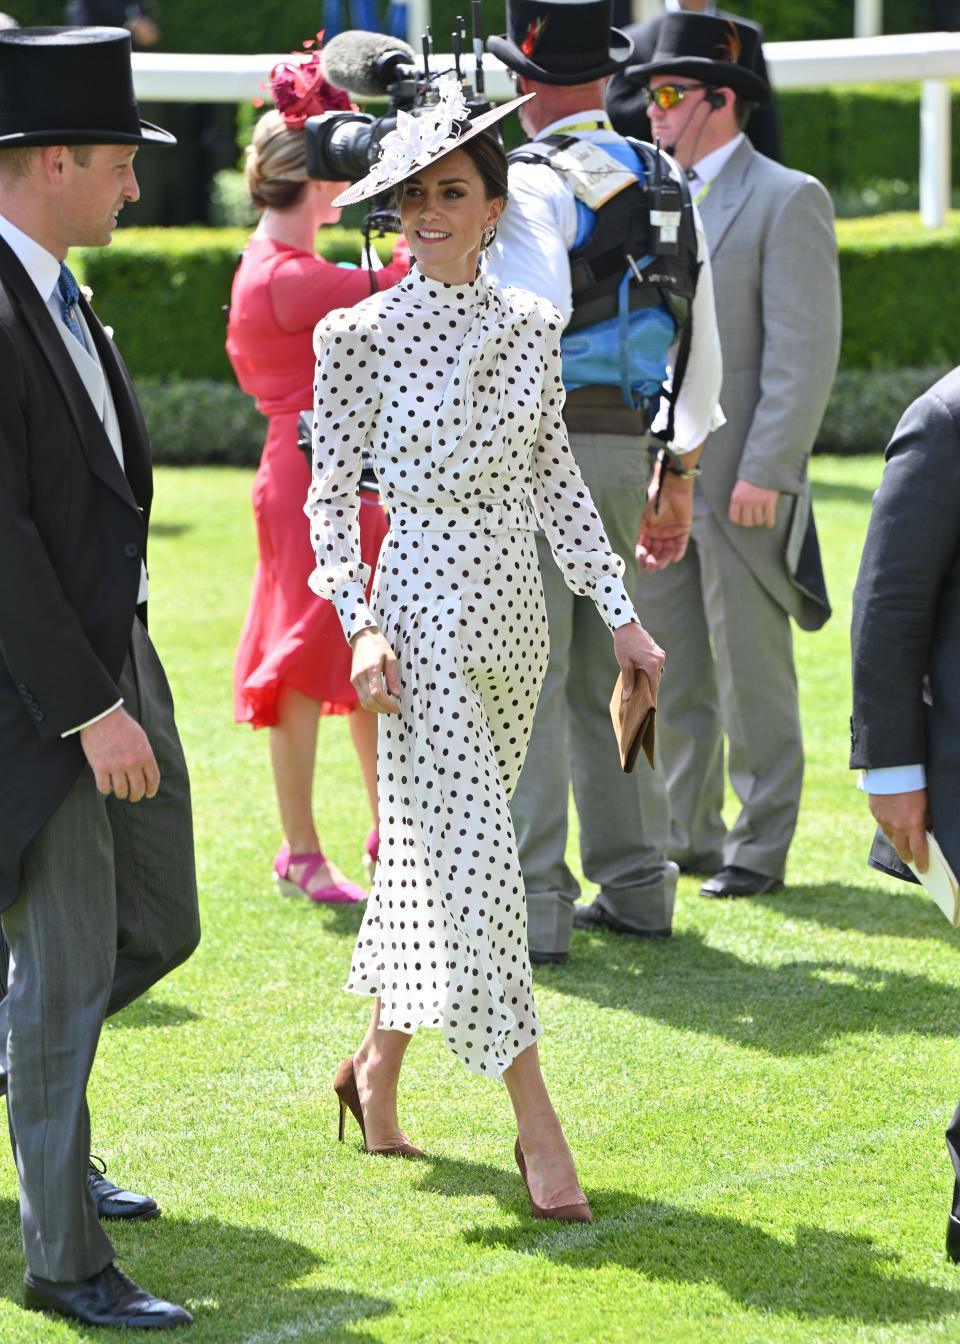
top-left (131, 32), bottom-right (960, 228)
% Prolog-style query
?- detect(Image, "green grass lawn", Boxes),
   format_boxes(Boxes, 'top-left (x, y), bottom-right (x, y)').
top-left (3, 454), bottom-right (960, 1343)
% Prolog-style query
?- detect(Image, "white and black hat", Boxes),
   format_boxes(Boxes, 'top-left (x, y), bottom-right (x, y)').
top-left (332, 78), bottom-right (533, 209)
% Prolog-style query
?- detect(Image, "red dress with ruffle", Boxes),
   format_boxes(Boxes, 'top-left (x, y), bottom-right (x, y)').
top-left (227, 236), bottom-right (406, 726)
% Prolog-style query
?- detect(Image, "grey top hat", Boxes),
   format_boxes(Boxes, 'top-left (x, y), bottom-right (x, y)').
top-left (0, 27), bottom-right (175, 147)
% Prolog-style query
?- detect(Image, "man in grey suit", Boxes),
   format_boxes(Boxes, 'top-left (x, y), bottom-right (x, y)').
top-left (849, 367), bottom-right (960, 1262)
top-left (626, 13), bottom-right (840, 898)
top-left (0, 27), bottom-right (198, 1327)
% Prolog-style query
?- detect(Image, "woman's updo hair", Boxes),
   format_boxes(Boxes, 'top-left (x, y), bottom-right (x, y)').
top-left (244, 110), bottom-right (309, 211)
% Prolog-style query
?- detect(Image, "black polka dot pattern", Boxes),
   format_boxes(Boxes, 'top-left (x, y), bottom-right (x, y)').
top-left (305, 266), bottom-right (639, 1077)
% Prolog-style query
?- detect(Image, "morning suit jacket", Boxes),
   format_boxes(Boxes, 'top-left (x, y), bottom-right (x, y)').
top-left (0, 235), bottom-right (151, 910)
top-left (850, 368), bottom-right (960, 883)
top-left (694, 137), bottom-right (840, 631)
top-left (605, 11), bottom-right (782, 163)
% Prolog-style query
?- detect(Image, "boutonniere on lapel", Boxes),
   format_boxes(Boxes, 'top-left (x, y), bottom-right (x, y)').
top-left (78, 284), bottom-right (114, 340)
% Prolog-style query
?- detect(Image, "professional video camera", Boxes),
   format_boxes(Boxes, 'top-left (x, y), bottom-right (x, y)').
top-left (304, 3), bottom-right (492, 238)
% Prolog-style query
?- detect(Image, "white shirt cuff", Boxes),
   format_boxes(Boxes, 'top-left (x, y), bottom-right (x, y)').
top-left (61, 699), bottom-right (123, 738)
top-left (857, 764), bottom-right (927, 794)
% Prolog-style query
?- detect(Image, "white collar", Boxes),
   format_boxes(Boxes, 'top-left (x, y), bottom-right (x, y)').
top-left (690, 132), bottom-right (745, 187)
top-left (536, 110), bottom-right (613, 140)
top-left (666, 0), bottom-right (717, 11)
top-left (0, 211), bottom-right (62, 306)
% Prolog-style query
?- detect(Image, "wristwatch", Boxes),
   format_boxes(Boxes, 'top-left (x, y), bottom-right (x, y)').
top-left (657, 448), bottom-right (702, 480)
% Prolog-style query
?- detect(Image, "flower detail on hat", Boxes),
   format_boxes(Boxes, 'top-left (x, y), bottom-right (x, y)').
top-left (267, 33), bottom-right (352, 129)
top-left (521, 16), bottom-right (548, 59)
top-left (715, 20), bottom-right (741, 65)
top-left (365, 75), bottom-right (471, 192)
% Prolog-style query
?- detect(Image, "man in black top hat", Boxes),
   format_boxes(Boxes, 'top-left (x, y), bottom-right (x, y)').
top-left (0, 26), bottom-right (198, 1328)
top-left (626, 12), bottom-right (839, 899)
top-left (606, 1), bottom-right (781, 162)
top-left (486, 0), bottom-right (723, 960)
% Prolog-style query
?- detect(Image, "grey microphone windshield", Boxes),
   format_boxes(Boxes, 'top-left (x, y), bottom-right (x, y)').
top-left (322, 30), bottom-right (418, 97)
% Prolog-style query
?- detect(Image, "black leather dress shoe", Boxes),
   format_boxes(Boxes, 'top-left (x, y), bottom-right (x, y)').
top-left (572, 900), bottom-right (671, 938)
top-left (699, 866), bottom-right (784, 899)
top-left (88, 1157), bottom-right (160, 1222)
top-left (947, 1213), bottom-right (960, 1263)
top-left (529, 949), bottom-right (569, 965)
top-left (24, 1262), bottom-right (192, 1328)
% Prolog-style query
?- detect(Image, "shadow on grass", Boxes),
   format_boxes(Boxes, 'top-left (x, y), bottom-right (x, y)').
top-left (464, 1197), bottom-right (960, 1326)
top-left (756, 881), bottom-right (956, 942)
top-left (811, 479), bottom-right (879, 505)
top-left (150, 521), bottom-right (192, 538)
top-left (106, 996), bottom-right (202, 1030)
top-left (0, 1198), bottom-right (393, 1340)
top-left (557, 929), bottom-right (959, 1056)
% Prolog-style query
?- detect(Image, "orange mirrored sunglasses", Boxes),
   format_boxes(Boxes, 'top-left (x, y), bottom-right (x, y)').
top-left (641, 83), bottom-right (713, 110)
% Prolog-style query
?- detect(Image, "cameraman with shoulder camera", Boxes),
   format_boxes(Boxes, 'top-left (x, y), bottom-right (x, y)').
top-left (485, 0), bottom-right (722, 964)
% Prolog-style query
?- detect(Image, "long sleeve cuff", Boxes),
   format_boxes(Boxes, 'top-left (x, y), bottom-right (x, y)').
top-left (857, 764), bottom-right (927, 794)
top-left (594, 574), bottom-right (640, 633)
top-left (61, 698), bottom-right (123, 738)
top-left (331, 580), bottom-right (377, 644)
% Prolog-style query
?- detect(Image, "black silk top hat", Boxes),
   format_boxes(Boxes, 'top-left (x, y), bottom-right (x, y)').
top-left (487, 0), bottom-right (632, 86)
top-left (0, 26), bottom-right (176, 147)
top-left (626, 13), bottom-right (770, 106)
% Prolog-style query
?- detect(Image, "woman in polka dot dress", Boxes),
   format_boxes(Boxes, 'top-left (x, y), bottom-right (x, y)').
top-left (305, 85), bottom-right (666, 1221)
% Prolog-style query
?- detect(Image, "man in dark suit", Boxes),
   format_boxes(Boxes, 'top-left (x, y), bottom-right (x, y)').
top-left (606, 1), bottom-right (781, 162)
top-left (0, 26), bottom-right (198, 1327)
top-left (850, 367), bottom-right (960, 1263)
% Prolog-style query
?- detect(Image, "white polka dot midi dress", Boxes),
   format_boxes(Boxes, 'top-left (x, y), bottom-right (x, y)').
top-left (306, 267), bottom-right (639, 1078)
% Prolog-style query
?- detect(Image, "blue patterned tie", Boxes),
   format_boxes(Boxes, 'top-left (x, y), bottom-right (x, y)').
top-left (57, 262), bottom-right (86, 348)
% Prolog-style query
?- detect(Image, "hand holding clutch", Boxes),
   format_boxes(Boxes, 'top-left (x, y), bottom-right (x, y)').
top-left (609, 670), bottom-right (657, 772)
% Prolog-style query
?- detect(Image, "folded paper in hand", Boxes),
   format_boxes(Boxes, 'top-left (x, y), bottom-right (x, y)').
top-left (609, 671), bottom-right (656, 772)
top-left (907, 832), bottom-right (960, 927)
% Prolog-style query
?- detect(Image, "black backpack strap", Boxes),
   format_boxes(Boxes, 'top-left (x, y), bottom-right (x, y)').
top-left (628, 141), bottom-right (702, 448)
top-left (651, 279), bottom-right (696, 449)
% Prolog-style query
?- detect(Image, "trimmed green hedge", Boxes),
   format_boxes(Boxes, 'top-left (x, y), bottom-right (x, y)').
top-left (75, 214), bottom-right (960, 382)
top-left (137, 363), bottom-right (946, 466)
top-left (75, 227), bottom-right (396, 382)
top-left (836, 212), bottom-right (960, 370)
top-left (779, 83), bottom-right (960, 192)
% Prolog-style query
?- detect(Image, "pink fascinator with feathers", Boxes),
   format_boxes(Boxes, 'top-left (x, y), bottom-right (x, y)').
top-left (257, 34), bottom-right (353, 129)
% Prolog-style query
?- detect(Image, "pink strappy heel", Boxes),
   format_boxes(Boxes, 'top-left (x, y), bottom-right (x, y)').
top-left (273, 845), bottom-right (367, 904)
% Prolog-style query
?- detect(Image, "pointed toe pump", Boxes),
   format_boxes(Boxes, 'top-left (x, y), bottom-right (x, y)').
top-left (333, 1057), bottom-right (425, 1158)
top-left (514, 1139), bottom-right (593, 1223)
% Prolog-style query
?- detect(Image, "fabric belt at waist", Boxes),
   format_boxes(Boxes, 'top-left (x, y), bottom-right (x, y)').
top-left (388, 500), bottom-right (537, 534)
top-left (562, 385), bottom-right (650, 436)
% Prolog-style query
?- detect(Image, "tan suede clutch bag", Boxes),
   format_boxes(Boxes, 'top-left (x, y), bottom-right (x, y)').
top-left (609, 670), bottom-right (657, 772)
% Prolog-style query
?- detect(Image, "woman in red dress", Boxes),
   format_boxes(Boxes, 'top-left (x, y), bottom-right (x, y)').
top-left (227, 50), bottom-right (408, 902)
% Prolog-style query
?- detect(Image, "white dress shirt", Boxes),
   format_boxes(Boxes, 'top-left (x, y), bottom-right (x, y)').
top-left (0, 210), bottom-right (145, 735)
top-left (686, 132), bottom-right (745, 201)
top-left (487, 112), bottom-right (723, 453)
top-left (859, 764), bottom-right (927, 794)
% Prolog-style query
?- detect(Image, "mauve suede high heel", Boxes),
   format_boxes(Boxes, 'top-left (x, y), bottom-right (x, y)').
top-left (333, 1057), bottom-right (425, 1158)
top-left (514, 1138), bottom-right (593, 1223)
